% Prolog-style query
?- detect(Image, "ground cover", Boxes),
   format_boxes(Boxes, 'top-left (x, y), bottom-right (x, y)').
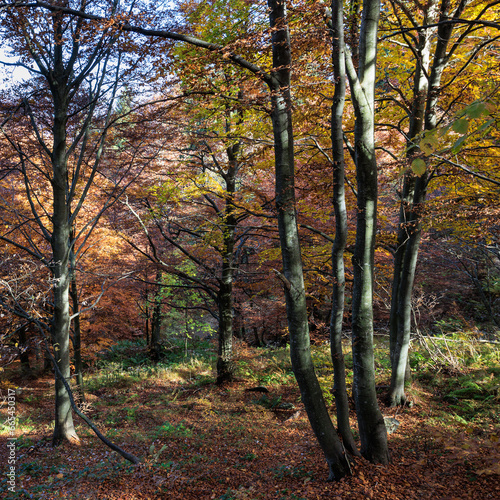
top-left (1, 335), bottom-right (499, 499)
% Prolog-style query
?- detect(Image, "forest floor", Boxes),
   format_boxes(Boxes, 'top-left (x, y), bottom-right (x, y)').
top-left (1, 335), bottom-right (499, 499)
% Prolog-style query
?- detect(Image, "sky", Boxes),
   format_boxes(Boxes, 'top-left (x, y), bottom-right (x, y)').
top-left (0, 49), bottom-right (32, 89)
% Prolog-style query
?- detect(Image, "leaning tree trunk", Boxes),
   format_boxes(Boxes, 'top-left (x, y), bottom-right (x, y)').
top-left (329, 0), bottom-right (359, 457)
top-left (267, 0), bottom-right (350, 481)
top-left (345, 0), bottom-right (389, 464)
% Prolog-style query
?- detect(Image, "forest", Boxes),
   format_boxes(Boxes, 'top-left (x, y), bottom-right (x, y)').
top-left (0, 0), bottom-right (499, 498)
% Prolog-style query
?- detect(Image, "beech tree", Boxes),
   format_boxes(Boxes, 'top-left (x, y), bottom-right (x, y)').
top-left (0, 1), bottom-right (140, 445)
top-left (381, 0), bottom-right (500, 406)
top-left (328, 0), bottom-right (360, 457)
top-left (324, 0), bottom-right (390, 463)
top-left (126, 94), bottom-right (273, 382)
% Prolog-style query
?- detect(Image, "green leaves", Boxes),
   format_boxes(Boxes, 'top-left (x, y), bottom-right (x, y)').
top-left (411, 158), bottom-right (426, 176)
top-left (452, 118), bottom-right (469, 135)
top-left (419, 133), bottom-right (438, 155)
top-left (406, 99), bottom-right (497, 176)
top-left (446, 100), bottom-right (496, 154)
top-left (465, 101), bottom-right (492, 119)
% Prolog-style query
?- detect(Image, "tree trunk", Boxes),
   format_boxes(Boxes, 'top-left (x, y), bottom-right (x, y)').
top-left (2, 2), bottom-right (123, 448)
top-left (18, 324), bottom-right (32, 377)
top-left (267, 0), bottom-right (350, 481)
top-left (144, 277), bottom-right (150, 346)
top-left (150, 270), bottom-right (163, 361)
top-left (216, 143), bottom-right (238, 384)
top-left (388, 0), bottom-right (436, 406)
top-left (346, 0), bottom-right (389, 464)
top-left (388, 176), bottom-right (427, 405)
top-left (51, 85), bottom-right (79, 446)
top-left (329, 0), bottom-right (359, 457)
top-left (216, 267), bottom-right (235, 383)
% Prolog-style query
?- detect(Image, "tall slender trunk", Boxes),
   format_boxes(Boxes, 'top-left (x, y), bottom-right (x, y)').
top-left (51, 84), bottom-right (79, 445)
top-left (144, 271), bottom-right (150, 346)
top-left (267, 0), bottom-right (350, 481)
top-left (388, 0), bottom-right (436, 406)
top-left (329, 0), bottom-right (359, 457)
top-left (346, 0), bottom-right (389, 464)
top-left (216, 143), bottom-right (238, 384)
top-left (388, 0), bottom-right (465, 406)
top-left (5, 2), bottom-right (122, 449)
top-left (150, 270), bottom-right (163, 361)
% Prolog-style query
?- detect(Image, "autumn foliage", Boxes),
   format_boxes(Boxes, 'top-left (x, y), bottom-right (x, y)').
top-left (0, 0), bottom-right (499, 492)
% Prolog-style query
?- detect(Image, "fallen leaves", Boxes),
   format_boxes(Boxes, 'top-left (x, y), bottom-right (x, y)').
top-left (1, 344), bottom-right (499, 499)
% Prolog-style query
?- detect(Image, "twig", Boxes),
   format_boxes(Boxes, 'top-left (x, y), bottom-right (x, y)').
top-left (37, 323), bottom-right (141, 464)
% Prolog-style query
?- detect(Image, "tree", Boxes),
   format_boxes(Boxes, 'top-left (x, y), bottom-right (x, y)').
top-left (327, 0), bottom-right (390, 463)
top-left (381, 0), bottom-right (500, 406)
top-left (125, 91), bottom-right (274, 382)
top-left (263, 0), bottom-right (350, 480)
top-left (0, 1), bottom-right (138, 445)
top-left (328, 0), bottom-right (360, 457)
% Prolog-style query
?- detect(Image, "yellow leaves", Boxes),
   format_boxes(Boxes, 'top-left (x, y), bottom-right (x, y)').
top-left (406, 98), bottom-right (498, 179)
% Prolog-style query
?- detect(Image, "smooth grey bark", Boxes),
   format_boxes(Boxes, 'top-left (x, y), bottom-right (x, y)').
top-left (216, 141), bottom-right (239, 384)
top-left (267, 0), bottom-right (350, 481)
top-left (345, 0), bottom-right (389, 464)
top-left (388, 0), bottom-right (468, 406)
top-left (50, 49), bottom-right (79, 444)
top-left (388, 0), bottom-right (436, 406)
top-left (329, 0), bottom-right (360, 457)
top-left (0, 3), bottom-right (122, 445)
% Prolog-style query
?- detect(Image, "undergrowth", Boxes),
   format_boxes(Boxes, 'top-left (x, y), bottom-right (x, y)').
top-left (0, 328), bottom-right (498, 498)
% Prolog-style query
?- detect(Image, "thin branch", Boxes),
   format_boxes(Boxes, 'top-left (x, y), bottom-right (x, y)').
top-left (33, 1), bottom-right (273, 84)
top-left (431, 154), bottom-right (500, 186)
